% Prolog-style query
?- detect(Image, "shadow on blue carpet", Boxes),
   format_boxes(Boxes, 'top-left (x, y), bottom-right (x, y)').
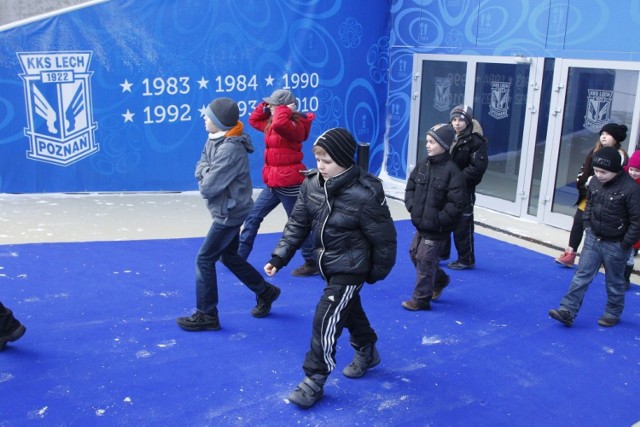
top-left (0, 220), bottom-right (639, 426)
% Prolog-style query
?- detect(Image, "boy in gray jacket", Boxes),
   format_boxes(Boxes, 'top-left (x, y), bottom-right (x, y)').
top-left (176, 97), bottom-right (280, 331)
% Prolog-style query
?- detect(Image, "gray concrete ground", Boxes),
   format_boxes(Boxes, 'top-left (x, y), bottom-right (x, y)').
top-left (0, 190), bottom-right (636, 284)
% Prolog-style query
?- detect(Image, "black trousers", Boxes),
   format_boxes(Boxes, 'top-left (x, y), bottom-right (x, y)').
top-left (441, 209), bottom-right (475, 265)
top-left (0, 301), bottom-right (20, 334)
top-left (302, 281), bottom-right (376, 378)
top-left (568, 208), bottom-right (585, 252)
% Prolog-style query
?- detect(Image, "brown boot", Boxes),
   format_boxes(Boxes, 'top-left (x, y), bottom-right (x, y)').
top-left (291, 260), bottom-right (319, 277)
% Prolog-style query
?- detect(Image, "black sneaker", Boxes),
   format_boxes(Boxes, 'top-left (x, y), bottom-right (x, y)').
top-left (597, 315), bottom-right (619, 327)
top-left (447, 261), bottom-right (475, 270)
top-left (251, 285), bottom-right (281, 318)
top-left (549, 308), bottom-right (573, 326)
top-left (288, 376), bottom-right (324, 409)
top-left (176, 311), bottom-right (220, 331)
top-left (0, 324), bottom-right (26, 351)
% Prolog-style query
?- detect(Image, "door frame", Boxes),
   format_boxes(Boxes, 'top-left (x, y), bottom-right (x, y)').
top-left (409, 54), bottom-right (544, 217)
top-left (538, 58), bottom-right (640, 230)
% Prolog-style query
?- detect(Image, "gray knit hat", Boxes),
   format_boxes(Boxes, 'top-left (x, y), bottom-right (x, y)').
top-left (263, 89), bottom-right (296, 106)
top-left (205, 97), bottom-right (239, 131)
top-left (314, 128), bottom-right (357, 168)
top-left (427, 123), bottom-right (455, 151)
top-left (450, 104), bottom-right (473, 127)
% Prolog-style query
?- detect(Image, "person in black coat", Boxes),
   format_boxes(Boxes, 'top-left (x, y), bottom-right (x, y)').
top-left (403, 123), bottom-right (466, 310)
top-left (0, 301), bottom-right (26, 351)
top-left (554, 123), bottom-right (629, 268)
top-left (550, 146), bottom-right (640, 327)
top-left (441, 105), bottom-right (488, 270)
top-left (264, 128), bottom-right (397, 409)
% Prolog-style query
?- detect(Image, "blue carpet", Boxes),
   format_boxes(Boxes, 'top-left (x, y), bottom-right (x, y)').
top-left (1, 220), bottom-right (639, 425)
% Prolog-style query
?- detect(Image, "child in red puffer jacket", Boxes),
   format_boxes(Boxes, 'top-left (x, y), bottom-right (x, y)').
top-left (624, 150), bottom-right (640, 290)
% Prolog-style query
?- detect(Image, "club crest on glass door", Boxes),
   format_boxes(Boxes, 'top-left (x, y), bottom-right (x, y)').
top-left (584, 89), bottom-right (613, 133)
top-left (489, 81), bottom-right (511, 120)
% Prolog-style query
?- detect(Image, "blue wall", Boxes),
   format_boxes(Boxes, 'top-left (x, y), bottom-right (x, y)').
top-left (0, 0), bottom-right (390, 193)
top-left (386, 0), bottom-right (640, 179)
top-left (3, 0), bottom-right (640, 192)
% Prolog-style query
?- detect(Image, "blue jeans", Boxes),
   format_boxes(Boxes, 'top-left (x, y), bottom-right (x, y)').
top-left (196, 221), bottom-right (268, 315)
top-left (559, 229), bottom-right (630, 321)
top-left (237, 187), bottom-right (314, 261)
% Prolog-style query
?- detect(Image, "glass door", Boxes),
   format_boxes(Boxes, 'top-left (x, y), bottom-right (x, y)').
top-left (409, 55), bottom-right (543, 216)
top-left (540, 59), bottom-right (640, 229)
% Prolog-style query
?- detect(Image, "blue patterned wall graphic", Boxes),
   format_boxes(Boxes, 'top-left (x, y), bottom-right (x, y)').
top-left (0, 0), bottom-right (391, 192)
top-left (2, 0), bottom-right (640, 191)
top-left (385, 0), bottom-right (640, 179)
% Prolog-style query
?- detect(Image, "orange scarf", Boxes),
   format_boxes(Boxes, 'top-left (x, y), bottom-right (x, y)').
top-left (225, 121), bottom-right (244, 137)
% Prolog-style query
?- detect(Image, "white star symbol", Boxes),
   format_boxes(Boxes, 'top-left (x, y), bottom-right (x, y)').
top-left (120, 79), bottom-right (133, 92)
top-left (199, 105), bottom-right (208, 117)
top-left (265, 75), bottom-right (274, 86)
top-left (197, 77), bottom-right (209, 89)
top-left (122, 109), bottom-right (135, 122)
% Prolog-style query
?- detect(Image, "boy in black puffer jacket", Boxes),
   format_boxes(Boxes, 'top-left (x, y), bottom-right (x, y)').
top-left (441, 105), bottom-right (488, 271)
top-left (264, 128), bottom-right (397, 409)
top-left (403, 124), bottom-right (466, 310)
top-left (549, 146), bottom-right (640, 328)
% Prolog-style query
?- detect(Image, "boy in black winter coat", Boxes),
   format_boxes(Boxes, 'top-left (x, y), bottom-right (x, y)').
top-left (403, 124), bottom-right (466, 310)
top-left (549, 146), bottom-right (640, 327)
top-left (264, 127), bottom-right (397, 409)
top-left (442, 105), bottom-right (488, 270)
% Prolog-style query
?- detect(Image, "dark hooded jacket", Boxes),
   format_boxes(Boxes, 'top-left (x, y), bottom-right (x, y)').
top-left (269, 165), bottom-right (397, 285)
top-left (575, 146), bottom-right (628, 205)
top-left (405, 151), bottom-right (467, 240)
top-left (449, 119), bottom-right (488, 192)
top-left (584, 170), bottom-right (640, 250)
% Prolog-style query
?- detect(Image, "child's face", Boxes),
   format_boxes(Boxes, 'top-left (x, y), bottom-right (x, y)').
top-left (451, 116), bottom-right (467, 134)
top-left (600, 132), bottom-right (616, 147)
top-left (629, 167), bottom-right (640, 180)
top-left (593, 166), bottom-right (617, 184)
top-left (315, 153), bottom-right (346, 179)
top-left (426, 135), bottom-right (446, 157)
top-left (205, 116), bottom-right (219, 133)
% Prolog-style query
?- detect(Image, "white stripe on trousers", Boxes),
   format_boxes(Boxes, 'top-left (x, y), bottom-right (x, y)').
top-left (320, 284), bottom-right (358, 372)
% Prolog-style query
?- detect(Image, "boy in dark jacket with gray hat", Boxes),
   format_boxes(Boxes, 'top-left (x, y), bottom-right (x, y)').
top-left (264, 127), bottom-right (397, 409)
top-left (549, 146), bottom-right (640, 327)
top-left (442, 104), bottom-right (488, 271)
top-left (176, 97), bottom-right (280, 332)
top-left (403, 123), bottom-right (466, 310)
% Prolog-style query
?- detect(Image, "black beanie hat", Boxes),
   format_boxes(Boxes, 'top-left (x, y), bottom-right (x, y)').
top-left (314, 128), bottom-right (357, 168)
top-left (450, 104), bottom-right (473, 127)
top-left (205, 97), bottom-right (239, 131)
top-left (592, 146), bottom-right (623, 173)
top-left (600, 123), bottom-right (628, 143)
top-left (427, 123), bottom-right (456, 151)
